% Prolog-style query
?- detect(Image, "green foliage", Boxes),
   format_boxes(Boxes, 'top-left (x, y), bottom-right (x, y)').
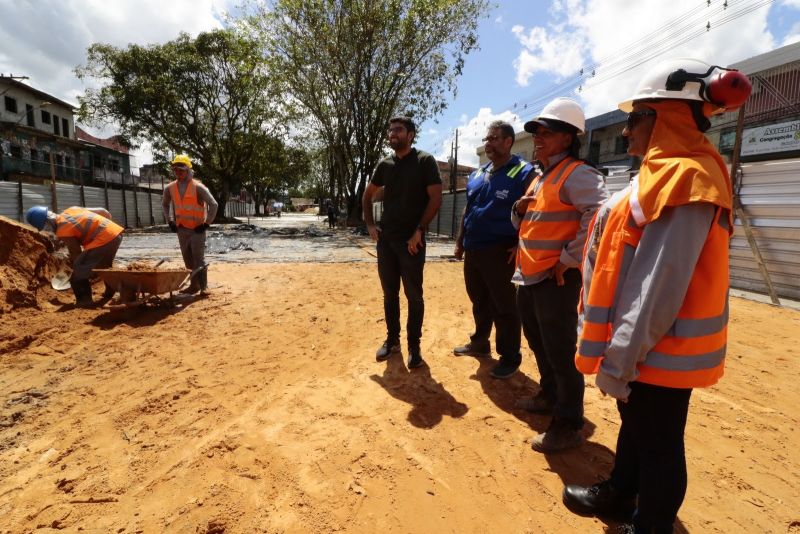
top-left (242, 135), bottom-right (311, 214)
top-left (75, 28), bottom-right (292, 217)
top-left (242, 0), bottom-right (489, 220)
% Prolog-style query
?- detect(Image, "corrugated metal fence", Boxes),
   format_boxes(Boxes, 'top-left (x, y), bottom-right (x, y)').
top-left (0, 180), bottom-right (167, 227)
top-left (0, 180), bottom-right (257, 226)
top-left (604, 160), bottom-right (800, 301)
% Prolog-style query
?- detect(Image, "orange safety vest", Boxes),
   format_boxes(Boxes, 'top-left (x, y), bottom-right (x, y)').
top-left (168, 178), bottom-right (206, 229)
top-left (575, 184), bottom-right (732, 389)
top-left (515, 156), bottom-right (584, 282)
top-left (55, 207), bottom-right (123, 251)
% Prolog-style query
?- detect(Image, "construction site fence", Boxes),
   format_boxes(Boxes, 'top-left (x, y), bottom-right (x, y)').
top-left (375, 158), bottom-right (800, 302)
top-left (0, 177), bottom-right (168, 228)
top-left (0, 176), bottom-right (257, 227)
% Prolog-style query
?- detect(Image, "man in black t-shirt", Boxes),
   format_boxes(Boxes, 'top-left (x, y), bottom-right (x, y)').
top-left (363, 116), bottom-right (443, 369)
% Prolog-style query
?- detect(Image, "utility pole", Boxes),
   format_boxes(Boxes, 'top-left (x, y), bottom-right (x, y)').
top-left (450, 128), bottom-right (459, 237)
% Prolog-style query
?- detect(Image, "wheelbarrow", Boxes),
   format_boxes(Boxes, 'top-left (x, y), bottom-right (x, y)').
top-left (93, 265), bottom-right (204, 309)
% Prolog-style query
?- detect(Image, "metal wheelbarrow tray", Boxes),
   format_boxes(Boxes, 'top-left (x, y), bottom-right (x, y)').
top-left (94, 268), bottom-right (191, 309)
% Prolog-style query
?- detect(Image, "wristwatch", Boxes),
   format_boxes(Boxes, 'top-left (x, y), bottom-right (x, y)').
top-left (417, 224), bottom-right (425, 233)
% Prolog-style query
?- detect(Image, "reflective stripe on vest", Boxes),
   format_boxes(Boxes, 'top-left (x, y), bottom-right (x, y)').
top-left (55, 207), bottom-right (123, 250)
top-left (575, 191), bottom-right (731, 389)
top-left (169, 179), bottom-right (206, 229)
top-left (474, 160), bottom-right (528, 181)
top-left (515, 157), bottom-right (583, 281)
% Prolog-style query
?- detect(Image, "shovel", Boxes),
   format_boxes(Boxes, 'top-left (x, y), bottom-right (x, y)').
top-left (178, 263), bottom-right (209, 290)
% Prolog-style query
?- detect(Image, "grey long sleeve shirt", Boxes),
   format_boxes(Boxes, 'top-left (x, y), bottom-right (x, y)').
top-left (581, 185), bottom-right (716, 400)
top-left (511, 151), bottom-right (608, 285)
top-left (162, 178), bottom-right (219, 225)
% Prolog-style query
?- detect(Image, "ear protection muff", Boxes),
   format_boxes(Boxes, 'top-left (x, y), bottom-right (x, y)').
top-left (666, 66), bottom-right (752, 111)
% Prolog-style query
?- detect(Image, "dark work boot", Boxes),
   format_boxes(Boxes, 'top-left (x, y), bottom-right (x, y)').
top-left (490, 353), bottom-right (521, 379)
top-left (375, 340), bottom-right (401, 362)
top-left (562, 479), bottom-right (636, 521)
top-left (453, 341), bottom-right (490, 358)
top-left (71, 279), bottom-right (94, 308)
top-left (407, 346), bottom-right (425, 369)
top-left (532, 418), bottom-right (583, 453)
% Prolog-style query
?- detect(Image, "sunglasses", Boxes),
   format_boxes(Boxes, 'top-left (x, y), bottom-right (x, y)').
top-left (626, 110), bottom-right (657, 129)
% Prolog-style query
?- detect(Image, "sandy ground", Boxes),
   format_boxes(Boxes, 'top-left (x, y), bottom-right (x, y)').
top-left (1, 221), bottom-right (799, 533)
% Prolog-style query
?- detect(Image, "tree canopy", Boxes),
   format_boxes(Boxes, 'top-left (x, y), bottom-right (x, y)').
top-left (76, 28), bottom-right (291, 219)
top-left (243, 0), bottom-right (489, 221)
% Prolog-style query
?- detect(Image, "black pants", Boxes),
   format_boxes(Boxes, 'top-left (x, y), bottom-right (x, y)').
top-left (463, 243), bottom-right (521, 360)
top-left (517, 268), bottom-right (584, 428)
top-left (611, 382), bottom-right (692, 533)
top-left (377, 239), bottom-right (426, 349)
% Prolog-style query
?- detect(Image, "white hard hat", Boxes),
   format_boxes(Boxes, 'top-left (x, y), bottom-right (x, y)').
top-left (524, 97), bottom-right (586, 134)
top-left (618, 57), bottom-right (751, 112)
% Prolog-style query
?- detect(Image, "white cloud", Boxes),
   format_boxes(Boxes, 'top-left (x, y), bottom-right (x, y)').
top-left (512, 25), bottom-right (588, 85)
top-left (434, 108), bottom-right (526, 167)
top-left (0, 0), bottom-right (234, 165)
top-left (510, 0), bottom-right (776, 117)
top-left (782, 21), bottom-right (800, 45)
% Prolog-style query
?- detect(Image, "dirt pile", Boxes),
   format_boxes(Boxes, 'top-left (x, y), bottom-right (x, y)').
top-left (0, 215), bottom-right (69, 312)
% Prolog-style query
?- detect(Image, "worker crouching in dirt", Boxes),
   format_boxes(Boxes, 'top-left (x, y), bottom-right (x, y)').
top-left (162, 154), bottom-right (218, 295)
top-left (562, 58), bottom-right (752, 533)
top-left (25, 205), bottom-right (124, 308)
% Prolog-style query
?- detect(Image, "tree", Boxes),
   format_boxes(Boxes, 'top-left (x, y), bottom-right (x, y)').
top-left (243, 0), bottom-right (488, 222)
top-left (241, 135), bottom-right (310, 215)
top-left (76, 28), bottom-right (291, 219)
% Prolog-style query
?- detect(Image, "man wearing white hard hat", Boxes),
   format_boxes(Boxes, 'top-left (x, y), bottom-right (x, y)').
top-left (511, 97), bottom-right (608, 452)
top-left (563, 58), bottom-right (751, 533)
top-left (162, 154), bottom-right (218, 294)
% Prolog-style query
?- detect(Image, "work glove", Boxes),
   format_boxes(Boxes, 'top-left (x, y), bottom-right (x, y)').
top-left (168, 221), bottom-right (177, 233)
top-left (194, 223), bottom-right (210, 234)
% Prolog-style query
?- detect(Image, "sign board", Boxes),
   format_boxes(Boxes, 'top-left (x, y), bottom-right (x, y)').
top-left (741, 119), bottom-right (800, 156)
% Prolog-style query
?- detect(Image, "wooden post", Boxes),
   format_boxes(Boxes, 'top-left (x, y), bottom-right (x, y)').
top-left (729, 104), bottom-right (780, 306)
top-left (17, 177), bottom-right (23, 222)
top-left (120, 172), bottom-right (129, 228)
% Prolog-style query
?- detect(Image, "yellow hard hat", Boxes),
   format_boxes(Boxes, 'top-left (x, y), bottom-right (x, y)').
top-left (171, 154), bottom-right (192, 168)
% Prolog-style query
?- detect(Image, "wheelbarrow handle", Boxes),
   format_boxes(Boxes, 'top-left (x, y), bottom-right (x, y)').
top-left (179, 263), bottom-right (209, 289)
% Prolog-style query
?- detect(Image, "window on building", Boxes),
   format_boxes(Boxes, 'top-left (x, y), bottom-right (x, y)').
top-left (53, 114), bottom-right (60, 135)
top-left (55, 154), bottom-right (63, 167)
top-left (30, 149), bottom-right (38, 161)
top-left (614, 136), bottom-right (627, 154)
top-left (4, 96), bottom-right (17, 113)
top-left (25, 104), bottom-right (35, 127)
top-left (9, 145), bottom-right (21, 159)
top-left (62, 118), bottom-right (69, 138)
top-left (109, 158), bottom-right (120, 172)
top-left (41, 110), bottom-right (51, 124)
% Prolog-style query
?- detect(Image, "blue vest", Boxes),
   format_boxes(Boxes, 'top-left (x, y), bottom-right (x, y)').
top-left (463, 155), bottom-right (533, 250)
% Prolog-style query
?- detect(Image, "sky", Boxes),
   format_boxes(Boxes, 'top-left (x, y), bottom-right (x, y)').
top-left (1, 0), bottom-right (799, 168)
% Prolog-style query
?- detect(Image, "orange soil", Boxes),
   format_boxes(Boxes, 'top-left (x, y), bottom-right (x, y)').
top-left (0, 262), bottom-right (798, 533)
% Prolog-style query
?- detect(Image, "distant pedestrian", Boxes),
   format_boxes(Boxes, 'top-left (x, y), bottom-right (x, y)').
top-left (327, 202), bottom-right (338, 229)
top-left (453, 120), bottom-right (534, 379)
top-left (25, 205), bottom-right (123, 307)
top-left (563, 58), bottom-right (751, 533)
top-left (162, 154), bottom-right (218, 295)
top-left (512, 97), bottom-right (608, 453)
top-left (362, 116), bottom-right (443, 369)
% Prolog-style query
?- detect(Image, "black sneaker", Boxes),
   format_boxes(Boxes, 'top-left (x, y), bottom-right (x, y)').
top-left (562, 479), bottom-right (636, 521)
top-left (453, 342), bottom-right (490, 358)
top-left (490, 356), bottom-right (520, 379)
top-left (375, 340), bottom-right (401, 362)
top-left (407, 347), bottom-right (425, 369)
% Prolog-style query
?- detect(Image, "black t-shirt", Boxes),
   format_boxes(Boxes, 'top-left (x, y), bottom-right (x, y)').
top-left (371, 148), bottom-right (442, 241)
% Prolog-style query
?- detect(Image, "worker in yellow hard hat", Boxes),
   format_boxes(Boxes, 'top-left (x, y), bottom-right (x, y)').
top-left (161, 154), bottom-right (218, 294)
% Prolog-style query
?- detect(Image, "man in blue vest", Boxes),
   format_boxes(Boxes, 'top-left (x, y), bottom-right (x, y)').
top-left (453, 120), bottom-right (535, 379)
